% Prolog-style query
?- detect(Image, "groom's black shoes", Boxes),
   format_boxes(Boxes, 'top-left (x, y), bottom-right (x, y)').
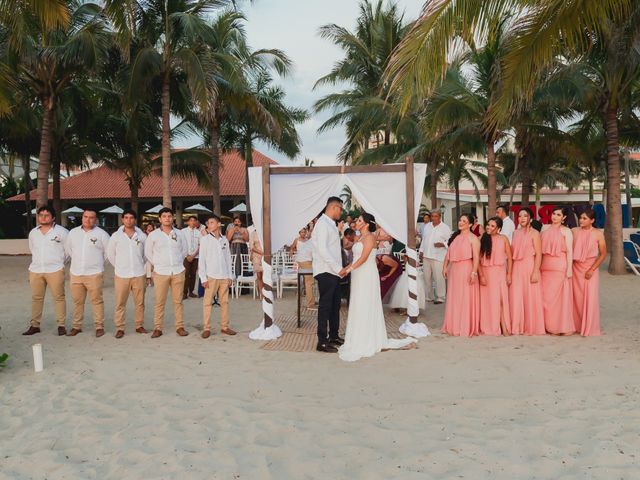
top-left (329, 337), bottom-right (344, 347)
top-left (317, 343), bottom-right (338, 353)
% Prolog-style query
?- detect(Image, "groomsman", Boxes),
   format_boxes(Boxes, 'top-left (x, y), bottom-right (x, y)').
top-left (181, 215), bottom-right (201, 299)
top-left (65, 209), bottom-right (111, 337)
top-left (107, 209), bottom-right (148, 338)
top-left (144, 207), bottom-right (189, 338)
top-left (198, 214), bottom-right (235, 338)
top-left (419, 210), bottom-right (450, 304)
top-left (23, 206), bottom-right (69, 336)
top-left (496, 205), bottom-right (516, 243)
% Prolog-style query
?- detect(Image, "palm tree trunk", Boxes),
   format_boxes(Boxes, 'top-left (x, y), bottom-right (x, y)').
top-left (430, 157), bottom-right (438, 211)
top-left (455, 179), bottom-right (460, 220)
top-left (535, 183), bottom-right (541, 212)
top-left (588, 164), bottom-right (594, 205)
top-left (604, 105), bottom-right (625, 274)
top-left (129, 181), bottom-right (140, 223)
top-left (22, 154), bottom-right (32, 231)
top-left (520, 159), bottom-right (531, 208)
top-left (486, 140), bottom-right (497, 215)
top-left (51, 158), bottom-right (61, 224)
top-left (624, 151), bottom-right (632, 226)
top-left (210, 121), bottom-right (221, 216)
top-left (508, 149), bottom-right (521, 207)
top-left (36, 100), bottom-right (54, 208)
top-left (161, 76), bottom-right (172, 208)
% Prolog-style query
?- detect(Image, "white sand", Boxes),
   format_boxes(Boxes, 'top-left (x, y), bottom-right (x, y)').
top-left (0, 256), bottom-right (638, 479)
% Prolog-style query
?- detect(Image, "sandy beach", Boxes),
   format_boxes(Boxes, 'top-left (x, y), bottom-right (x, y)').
top-left (0, 255), bottom-right (638, 479)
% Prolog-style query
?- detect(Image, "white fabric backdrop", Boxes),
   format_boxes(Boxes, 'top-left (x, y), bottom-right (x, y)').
top-left (248, 164), bottom-right (427, 251)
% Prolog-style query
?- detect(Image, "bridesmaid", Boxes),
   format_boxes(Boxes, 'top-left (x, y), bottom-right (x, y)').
top-left (541, 207), bottom-right (575, 335)
top-left (509, 208), bottom-right (546, 335)
top-left (572, 209), bottom-right (606, 336)
top-left (478, 217), bottom-right (512, 336)
top-left (442, 214), bottom-right (481, 337)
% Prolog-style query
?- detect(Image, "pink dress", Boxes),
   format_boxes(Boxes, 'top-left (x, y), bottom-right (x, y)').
top-left (442, 234), bottom-right (480, 337)
top-left (509, 228), bottom-right (546, 335)
top-left (479, 235), bottom-right (510, 336)
top-left (572, 228), bottom-right (601, 336)
top-left (540, 226), bottom-right (575, 334)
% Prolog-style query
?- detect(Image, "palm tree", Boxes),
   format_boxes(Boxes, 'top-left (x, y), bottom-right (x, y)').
top-left (314, 0), bottom-right (408, 164)
top-left (3, 1), bottom-right (109, 208)
top-left (126, 0), bottom-right (227, 208)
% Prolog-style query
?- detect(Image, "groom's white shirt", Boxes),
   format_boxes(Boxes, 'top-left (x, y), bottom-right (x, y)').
top-left (312, 214), bottom-right (343, 277)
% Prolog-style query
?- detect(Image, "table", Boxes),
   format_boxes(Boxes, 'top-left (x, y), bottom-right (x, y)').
top-left (297, 268), bottom-right (314, 328)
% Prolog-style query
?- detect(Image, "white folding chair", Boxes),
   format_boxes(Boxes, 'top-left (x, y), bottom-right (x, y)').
top-left (277, 256), bottom-right (298, 298)
top-left (235, 253), bottom-right (257, 298)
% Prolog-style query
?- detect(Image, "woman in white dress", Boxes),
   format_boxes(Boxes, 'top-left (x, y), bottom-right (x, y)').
top-left (338, 213), bottom-right (417, 362)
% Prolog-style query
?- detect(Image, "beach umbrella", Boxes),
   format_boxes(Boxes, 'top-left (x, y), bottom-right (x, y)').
top-left (229, 202), bottom-right (247, 213)
top-left (185, 203), bottom-right (212, 213)
top-left (22, 208), bottom-right (37, 216)
top-left (145, 204), bottom-right (164, 214)
top-left (100, 205), bottom-right (124, 214)
top-left (62, 206), bottom-right (84, 214)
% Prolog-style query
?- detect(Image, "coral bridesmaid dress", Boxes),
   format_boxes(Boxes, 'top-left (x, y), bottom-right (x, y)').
top-left (572, 228), bottom-right (601, 336)
top-left (442, 234), bottom-right (479, 337)
top-left (509, 228), bottom-right (546, 335)
top-left (541, 226), bottom-right (575, 334)
top-left (479, 235), bottom-right (510, 336)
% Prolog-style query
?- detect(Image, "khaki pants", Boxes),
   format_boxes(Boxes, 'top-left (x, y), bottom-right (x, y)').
top-left (298, 261), bottom-right (315, 307)
top-left (153, 272), bottom-right (185, 331)
top-left (70, 273), bottom-right (105, 330)
top-left (29, 269), bottom-right (66, 328)
top-left (202, 278), bottom-right (230, 331)
top-left (423, 258), bottom-right (446, 302)
top-left (114, 275), bottom-right (146, 330)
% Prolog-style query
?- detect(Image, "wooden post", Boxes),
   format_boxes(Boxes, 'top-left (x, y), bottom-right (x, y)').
top-left (405, 157), bottom-right (418, 324)
top-left (262, 164), bottom-right (273, 328)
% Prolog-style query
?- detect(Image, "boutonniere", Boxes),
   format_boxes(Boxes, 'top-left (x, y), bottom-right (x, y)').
top-left (51, 235), bottom-right (61, 243)
top-left (90, 237), bottom-right (98, 245)
top-left (171, 233), bottom-right (177, 241)
top-left (135, 238), bottom-right (141, 245)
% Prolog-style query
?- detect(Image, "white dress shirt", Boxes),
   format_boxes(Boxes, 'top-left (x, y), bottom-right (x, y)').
top-left (65, 226), bottom-right (111, 276)
top-left (107, 226), bottom-right (147, 278)
top-left (198, 232), bottom-right (233, 282)
top-left (28, 224), bottom-right (69, 273)
top-left (311, 214), bottom-right (343, 277)
top-left (419, 222), bottom-right (452, 262)
top-left (420, 222), bottom-right (433, 240)
top-left (144, 227), bottom-right (187, 275)
top-left (501, 216), bottom-right (516, 244)
top-left (181, 226), bottom-right (201, 258)
top-left (295, 239), bottom-right (313, 263)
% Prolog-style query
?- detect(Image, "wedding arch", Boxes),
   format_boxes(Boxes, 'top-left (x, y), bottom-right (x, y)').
top-left (246, 159), bottom-right (430, 341)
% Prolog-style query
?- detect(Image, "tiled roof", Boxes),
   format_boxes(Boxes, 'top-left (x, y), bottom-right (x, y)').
top-left (8, 149), bottom-right (277, 201)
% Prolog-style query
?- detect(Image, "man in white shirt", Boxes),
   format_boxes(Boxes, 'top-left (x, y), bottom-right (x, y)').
top-left (312, 197), bottom-right (345, 352)
top-left (497, 205), bottom-right (516, 243)
top-left (145, 207), bottom-right (188, 338)
top-left (419, 212), bottom-right (432, 241)
top-left (198, 214), bottom-right (235, 338)
top-left (181, 215), bottom-right (200, 299)
top-left (65, 208), bottom-right (111, 337)
top-left (107, 209), bottom-right (148, 338)
top-left (419, 211), bottom-right (451, 304)
top-left (23, 205), bottom-right (69, 336)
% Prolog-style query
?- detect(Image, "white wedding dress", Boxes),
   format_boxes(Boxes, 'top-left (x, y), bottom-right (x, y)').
top-left (339, 241), bottom-right (417, 362)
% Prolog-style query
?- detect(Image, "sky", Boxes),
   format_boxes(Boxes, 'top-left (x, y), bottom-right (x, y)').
top-left (177, 0), bottom-right (425, 166)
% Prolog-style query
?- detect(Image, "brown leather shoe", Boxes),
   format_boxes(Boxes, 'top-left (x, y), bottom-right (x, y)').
top-left (201, 330), bottom-right (211, 339)
top-left (67, 328), bottom-right (82, 336)
top-left (151, 329), bottom-right (163, 338)
top-left (182, 293), bottom-right (188, 300)
top-left (221, 328), bottom-right (237, 336)
top-left (22, 326), bottom-right (41, 335)
top-left (188, 292), bottom-right (198, 298)
top-left (57, 326), bottom-right (67, 336)
top-left (176, 327), bottom-right (189, 337)
top-left (135, 326), bottom-right (148, 334)
top-left (95, 328), bottom-right (105, 338)
top-left (115, 330), bottom-right (124, 339)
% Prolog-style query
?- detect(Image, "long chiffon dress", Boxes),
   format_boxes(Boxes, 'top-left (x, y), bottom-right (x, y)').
top-left (509, 228), bottom-right (546, 335)
top-left (572, 228), bottom-right (601, 336)
top-left (442, 234), bottom-right (479, 337)
top-left (479, 235), bottom-right (510, 336)
top-left (541, 226), bottom-right (575, 334)
top-left (339, 242), bottom-right (417, 362)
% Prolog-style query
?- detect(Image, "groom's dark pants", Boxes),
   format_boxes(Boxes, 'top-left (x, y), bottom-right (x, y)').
top-left (315, 273), bottom-right (341, 343)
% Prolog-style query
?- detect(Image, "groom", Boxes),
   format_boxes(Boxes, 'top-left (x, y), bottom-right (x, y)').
top-left (312, 197), bottom-right (346, 353)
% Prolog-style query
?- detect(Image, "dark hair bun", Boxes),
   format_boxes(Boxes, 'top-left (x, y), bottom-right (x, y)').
top-left (361, 212), bottom-right (377, 233)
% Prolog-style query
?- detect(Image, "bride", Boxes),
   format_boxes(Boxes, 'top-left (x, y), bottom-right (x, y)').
top-left (338, 213), bottom-right (417, 362)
